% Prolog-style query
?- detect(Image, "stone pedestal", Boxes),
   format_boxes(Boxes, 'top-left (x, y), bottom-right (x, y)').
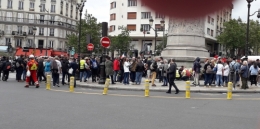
top-left (161, 18), bottom-right (209, 67)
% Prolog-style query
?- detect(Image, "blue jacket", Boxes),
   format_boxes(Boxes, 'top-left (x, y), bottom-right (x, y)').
top-left (241, 65), bottom-right (248, 78)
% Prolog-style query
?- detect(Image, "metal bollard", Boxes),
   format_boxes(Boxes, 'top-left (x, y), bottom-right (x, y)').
top-left (186, 81), bottom-right (190, 99)
top-left (46, 75), bottom-right (51, 90)
top-left (103, 79), bottom-right (110, 95)
top-left (145, 80), bottom-right (150, 97)
top-left (227, 82), bottom-right (233, 100)
top-left (70, 77), bottom-right (75, 92)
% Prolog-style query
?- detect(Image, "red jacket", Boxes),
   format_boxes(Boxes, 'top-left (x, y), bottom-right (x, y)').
top-left (113, 59), bottom-right (120, 71)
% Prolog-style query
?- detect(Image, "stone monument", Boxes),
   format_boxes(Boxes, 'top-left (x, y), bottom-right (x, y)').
top-left (161, 18), bottom-right (209, 67)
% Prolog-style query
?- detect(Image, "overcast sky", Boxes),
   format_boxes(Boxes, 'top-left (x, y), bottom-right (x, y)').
top-left (83, 0), bottom-right (260, 23)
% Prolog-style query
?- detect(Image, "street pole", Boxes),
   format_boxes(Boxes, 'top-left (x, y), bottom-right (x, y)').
top-left (154, 29), bottom-right (157, 54)
top-left (78, 11), bottom-right (82, 62)
top-left (34, 33), bottom-right (36, 55)
top-left (246, 1), bottom-right (251, 59)
top-left (98, 22), bottom-right (108, 84)
top-left (45, 11), bottom-right (49, 56)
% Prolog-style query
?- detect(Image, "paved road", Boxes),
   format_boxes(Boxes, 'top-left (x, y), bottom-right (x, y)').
top-left (1, 79), bottom-right (260, 129)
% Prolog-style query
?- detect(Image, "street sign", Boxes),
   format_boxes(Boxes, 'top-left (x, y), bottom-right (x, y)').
top-left (100, 37), bottom-right (111, 48)
top-left (87, 43), bottom-right (94, 51)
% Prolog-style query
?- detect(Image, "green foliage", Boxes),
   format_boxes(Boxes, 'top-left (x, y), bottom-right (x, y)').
top-left (66, 14), bottom-right (101, 54)
top-left (109, 26), bottom-right (132, 54)
top-left (156, 35), bottom-right (167, 55)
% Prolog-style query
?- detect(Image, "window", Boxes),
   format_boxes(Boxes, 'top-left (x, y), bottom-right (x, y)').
top-left (6, 12), bottom-right (12, 21)
top-left (141, 24), bottom-right (150, 31)
top-left (207, 16), bottom-right (210, 23)
top-left (7, 0), bottom-right (12, 8)
top-left (0, 0), bottom-right (1, 8)
top-left (16, 39), bottom-right (22, 47)
top-left (28, 14), bottom-right (34, 23)
top-left (28, 27), bottom-right (33, 35)
top-left (40, 4), bottom-right (45, 12)
top-left (70, 5), bottom-right (73, 18)
top-left (217, 15), bottom-right (219, 21)
top-left (127, 12), bottom-right (136, 19)
top-left (141, 12), bottom-right (151, 19)
top-left (155, 12), bottom-right (164, 19)
top-left (17, 13), bottom-right (23, 22)
top-left (207, 28), bottom-right (210, 35)
top-left (50, 28), bottom-right (54, 36)
top-left (109, 25), bottom-right (115, 32)
top-left (110, 2), bottom-right (116, 9)
top-left (66, 3), bottom-right (68, 16)
top-left (50, 16), bottom-right (55, 24)
top-left (127, 24), bottom-right (136, 31)
top-left (5, 38), bottom-right (11, 46)
top-left (110, 13), bottom-right (116, 21)
top-left (211, 30), bottom-right (214, 36)
top-left (27, 39), bottom-right (33, 47)
top-left (39, 28), bottom-right (44, 35)
top-left (211, 18), bottom-right (214, 25)
top-left (60, 2), bottom-right (63, 14)
top-left (5, 25), bottom-right (11, 34)
top-left (17, 26), bottom-right (22, 34)
top-left (18, 1), bottom-right (23, 10)
top-left (49, 40), bottom-right (54, 48)
top-left (30, 2), bottom-right (34, 9)
top-left (51, 5), bottom-right (55, 13)
top-left (40, 15), bottom-right (44, 24)
top-left (155, 24), bottom-right (163, 31)
top-left (38, 40), bottom-right (44, 48)
top-left (128, 0), bottom-right (137, 7)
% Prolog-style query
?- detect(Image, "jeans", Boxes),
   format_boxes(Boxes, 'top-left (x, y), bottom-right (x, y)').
top-left (79, 71), bottom-right (87, 82)
top-left (130, 71), bottom-right (136, 82)
top-left (22, 69), bottom-right (26, 80)
top-left (135, 72), bottom-right (143, 84)
top-left (113, 70), bottom-right (119, 82)
top-left (163, 76), bottom-right (168, 86)
top-left (216, 74), bottom-right (223, 86)
top-left (16, 67), bottom-right (23, 81)
top-left (223, 76), bottom-right (229, 84)
top-left (204, 73), bottom-right (212, 85)
top-left (123, 72), bottom-right (129, 84)
top-left (52, 73), bottom-right (60, 86)
top-left (62, 71), bottom-right (68, 85)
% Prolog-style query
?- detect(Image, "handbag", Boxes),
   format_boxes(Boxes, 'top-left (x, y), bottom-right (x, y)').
top-left (26, 70), bottom-right (31, 77)
top-left (68, 68), bottom-right (73, 74)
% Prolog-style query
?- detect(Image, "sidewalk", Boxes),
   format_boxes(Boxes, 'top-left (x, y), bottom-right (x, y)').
top-left (77, 79), bottom-right (260, 93)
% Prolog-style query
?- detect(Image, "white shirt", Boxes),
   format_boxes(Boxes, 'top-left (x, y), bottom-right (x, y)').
top-left (123, 61), bottom-right (130, 73)
top-left (216, 64), bottom-right (224, 75)
top-left (223, 64), bottom-right (229, 76)
top-left (55, 60), bottom-right (62, 73)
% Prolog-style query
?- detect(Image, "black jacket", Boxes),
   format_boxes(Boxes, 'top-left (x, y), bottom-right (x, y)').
top-left (168, 63), bottom-right (177, 79)
top-left (135, 62), bottom-right (145, 72)
top-left (61, 60), bottom-right (69, 72)
top-left (38, 61), bottom-right (44, 72)
top-left (2, 61), bottom-right (11, 71)
top-left (151, 61), bottom-right (158, 72)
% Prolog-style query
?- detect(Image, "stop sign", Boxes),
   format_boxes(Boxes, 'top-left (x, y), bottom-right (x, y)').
top-left (87, 43), bottom-right (94, 51)
top-left (100, 37), bottom-right (111, 48)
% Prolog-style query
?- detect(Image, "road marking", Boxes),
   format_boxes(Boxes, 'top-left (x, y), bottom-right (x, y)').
top-left (49, 89), bottom-right (260, 101)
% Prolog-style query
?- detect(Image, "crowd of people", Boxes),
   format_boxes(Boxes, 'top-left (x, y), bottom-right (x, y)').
top-left (0, 54), bottom-right (259, 92)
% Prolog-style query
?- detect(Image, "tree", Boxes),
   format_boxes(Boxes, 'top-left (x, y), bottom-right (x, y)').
top-left (249, 20), bottom-right (260, 55)
top-left (155, 34), bottom-right (167, 55)
top-left (217, 18), bottom-right (246, 57)
top-left (66, 14), bottom-right (101, 55)
top-left (109, 26), bottom-right (132, 57)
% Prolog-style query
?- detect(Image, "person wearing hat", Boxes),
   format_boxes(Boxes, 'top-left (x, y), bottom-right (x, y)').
top-left (25, 55), bottom-right (39, 88)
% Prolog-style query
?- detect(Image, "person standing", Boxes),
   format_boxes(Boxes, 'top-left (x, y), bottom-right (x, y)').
top-left (25, 55), bottom-right (39, 88)
top-left (162, 59), bottom-right (168, 86)
top-left (123, 58), bottom-right (130, 85)
top-left (52, 57), bottom-right (62, 87)
top-left (166, 59), bottom-right (179, 94)
top-left (215, 60), bottom-right (224, 87)
top-left (113, 57), bottom-right (120, 82)
top-left (79, 57), bottom-right (86, 82)
top-left (61, 57), bottom-right (69, 85)
top-left (44, 58), bottom-right (52, 82)
top-left (135, 58), bottom-right (145, 85)
top-left (240, 61), bottom-right (249, 89)
top-left (105, 56), bottom-right (115, 84)
top-left (249, 62), bottom-right (259, 86)
top-left (223, 61), bottom-right (230, 87)
top-left (2, 57), bottom-right (12, 81)
top-left (0, 56), bottom-right (6, 80)
top-left (91, 57), bottom-right (99, 82)
top-left (16, 55), bottom-right (25, 82)
top-left (69, 58), bottom-right (78, 87)
top-left (150, 58), bottom-right (158, 87)
top-left (193, 57), bottom-right (201, 87)
top-left (37, 58), bottom-right (46, 82)
top-left (130, 57), bottom-right (137, 84)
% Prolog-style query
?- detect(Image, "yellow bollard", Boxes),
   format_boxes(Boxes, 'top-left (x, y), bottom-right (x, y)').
top-left (70, 77), bottom-right (75, 92)
top-left (103, 79), bottom-right (110, 95)
top-left (227, 82), bottom-right (233, 100)
top-left (46, 75), bottom-right (51, 90)
top-left (185, 81), bottom-right (190, 99)
top-left (144, 80), bottom-right (150, 97)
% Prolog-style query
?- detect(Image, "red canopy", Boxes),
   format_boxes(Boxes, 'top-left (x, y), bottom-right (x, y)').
top-left (15, 48), bottom-right (52, 57)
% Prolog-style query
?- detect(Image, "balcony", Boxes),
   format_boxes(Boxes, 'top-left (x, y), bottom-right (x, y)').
top-left (29, 8), bottom-right (35, 11)
top-left (50, 33), bottom-right (54, 36)
top-left (12, 31), bottom-right (27, 37)
top-left (7, 6), bottom-right (12, 9)
top-left (51, 0), bottom-right (56, 2)
top-left (18, 7), bottom-right (24, 10)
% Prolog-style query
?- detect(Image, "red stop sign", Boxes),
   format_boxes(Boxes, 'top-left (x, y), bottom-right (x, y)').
top-left (100, 37), bottom-right (111, 48)
top-left (87, 43), bottom-right (94, 51)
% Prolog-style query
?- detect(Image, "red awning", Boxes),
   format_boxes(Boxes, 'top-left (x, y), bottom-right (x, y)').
top-left (15, 48), bottom-right (52, 57)
top-left (52, 51), bottom-right (68, 57)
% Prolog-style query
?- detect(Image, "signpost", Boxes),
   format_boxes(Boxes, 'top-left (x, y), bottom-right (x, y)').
top-left (87, 43), bottom-right (94, 51)
top-left (100, 37), bottom-right (111, 48)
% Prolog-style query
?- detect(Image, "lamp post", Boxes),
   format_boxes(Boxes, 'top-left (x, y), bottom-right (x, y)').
top-left (39, 4), bottom-right (49, 56)
top-left (160, 18), bottom-right (166, 48)
top-left (149, 17), bottom-right (158, 53)
top-left (76, 0), bottom-right (86, 62)
top-left (245, 0), bottom-right (260, 59)
top-left (33, 26), bottom-right (37, 55)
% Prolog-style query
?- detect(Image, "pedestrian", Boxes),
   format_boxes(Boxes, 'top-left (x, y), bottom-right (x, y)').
top-left (44, 58), bottom-right (52, 81)
top-left (162, 59), bottom-right (168, 86)
top-left (214, 60), bottom-right (224, 87)
top-left (240, 61), bottom-right (249, 89)
top-left (52, 57), bottom-right (62, 87)
top-left (61, 57), bottom-right (69, 85)
top-left (79, 57), bottom-right (86, 82)
top-left (130, 57), bottom-right (137, 84)
top-left (2, 57), bottom-right (12, 81)
top-left (249, 61), bottom-right (259, 86)
top-left (135, 58), bottom-right (145, 85)
top-left (25, 55), bottom-right (39, 88)
top-left (90, 57), bottom-right (99, 82)
top-left (37, 57), bottom-right (46, 82)
top-left (113, 57), bottom-right (120, 82)
top-left (223, 61), bottom-right (230, 87)
top-left (150, 58), bottom-right (158, 87)
top-left (193, 57), bottom-right (201, 87)
top-left (69, 58), bottom-right (78, 87)
top-left (16, 55), bottom-right (25, 82)
top-left (166, 59), bottom-right (179, 94)
top-left (123, 58), bottom-right (130, 85)
top-left (105, 56), bottom-right (115, 84)
top-left (0, 56), bottom-right (6, 80)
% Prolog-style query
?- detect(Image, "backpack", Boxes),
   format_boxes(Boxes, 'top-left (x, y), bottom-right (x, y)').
top-left (230, 63), bottom-right (235, 73)
top-left (92, 60), bottom-right (98, 69)
top-left (206, 65), bottom-right (213, 73)
top-left (52, 60), bottom-right (58, 70)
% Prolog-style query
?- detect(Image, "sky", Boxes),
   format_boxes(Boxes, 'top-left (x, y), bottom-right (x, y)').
top-left (83, 0), bottom-right (260, 23)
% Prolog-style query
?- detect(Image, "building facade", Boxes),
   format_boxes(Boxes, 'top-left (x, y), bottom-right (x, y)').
top-left (109, 0), bottom-right (233, 57)
top-left (0, 0), bottom-right (80, 56)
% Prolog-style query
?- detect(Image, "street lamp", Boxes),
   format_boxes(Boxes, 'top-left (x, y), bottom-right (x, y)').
top-left (245, 0), bottom-right (260, 59)
top-left (76, 0), bottom-right (86, 62)
top-left (33, 26), bottom-right (37, 55)
top-left (160, 18), bottom-right (166, 48)
top-left (39, 4), bottom-right (49, 56)
top-left (148, 16), bottom-right (158, 53)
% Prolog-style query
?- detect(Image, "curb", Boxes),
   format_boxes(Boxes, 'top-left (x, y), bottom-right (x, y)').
top-left (77, 84), bottom-right (260, 93)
